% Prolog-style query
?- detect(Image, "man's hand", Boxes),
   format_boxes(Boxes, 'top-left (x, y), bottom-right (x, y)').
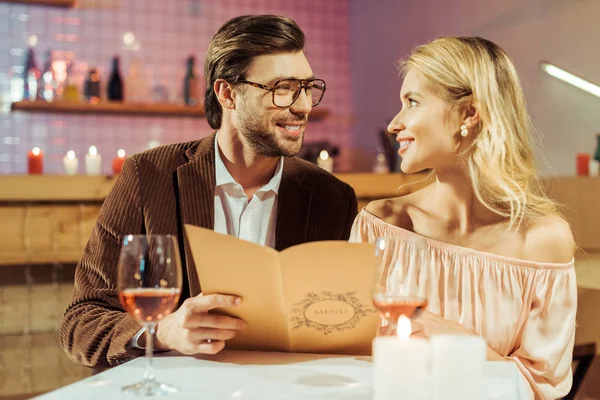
top-left (155, 293), bottom-right (246, 355)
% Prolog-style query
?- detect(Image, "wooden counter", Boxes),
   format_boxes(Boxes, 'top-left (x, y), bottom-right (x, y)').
top-left (1, 174), bottom-right (599, 265)
top-left (0, 173), bottom-right (426, 266)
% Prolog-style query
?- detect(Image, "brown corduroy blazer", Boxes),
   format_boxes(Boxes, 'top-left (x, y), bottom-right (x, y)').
top-left (59, 133), bottom-right (358, 367)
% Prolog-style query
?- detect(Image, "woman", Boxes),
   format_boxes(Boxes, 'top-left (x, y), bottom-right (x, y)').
top-left (351, 37), bottom-right (576, 400)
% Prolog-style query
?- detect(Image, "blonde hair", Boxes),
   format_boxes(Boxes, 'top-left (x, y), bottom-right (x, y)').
top-left (399, 36), bottom-right (557, 229)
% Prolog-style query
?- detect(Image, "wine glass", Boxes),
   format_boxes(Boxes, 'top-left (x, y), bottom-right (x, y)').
top-left (371, 236), bottom-right (428, 336)
top-left (117, 234), bottom-right (183, 396)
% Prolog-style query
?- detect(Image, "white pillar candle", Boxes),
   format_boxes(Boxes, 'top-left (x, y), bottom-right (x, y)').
top-left (373, 315), bottom-right (430, 400)
top-left (589, 159), bottom-right (599, 177)
top-left (431, 335), bottom-right (486, 400)
top-left (62, 150), bottom-right (78, 175)
top-left (317, 149), bottom-right (334, 173)
top-left (85, 145), bottom-right (102, 175)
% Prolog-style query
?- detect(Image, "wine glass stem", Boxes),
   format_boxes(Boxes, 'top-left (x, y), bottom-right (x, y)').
top-left (143, 323), bottom-right (156, 383)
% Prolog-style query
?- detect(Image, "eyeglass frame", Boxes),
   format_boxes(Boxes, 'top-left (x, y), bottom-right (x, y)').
top-left (237, 78), bottom-right (327, 108)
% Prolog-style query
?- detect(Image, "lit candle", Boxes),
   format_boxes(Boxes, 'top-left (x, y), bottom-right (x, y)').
top-left (373, 315), bottom-right (430, 400)
top-left (431, 335), bottom-right (486, 400)
top-left (146, 138), bottom-right (161, 150)
top-left (27, 147), bottom-right (44, 174)
top-left (85, 145), bottom-right (102, 175)
top-left (63, 150), bottom-right (78, 175)
top-left (317, 149), bottom-right (334, 173)
top-left (112, 148), bottom-right (126, 175)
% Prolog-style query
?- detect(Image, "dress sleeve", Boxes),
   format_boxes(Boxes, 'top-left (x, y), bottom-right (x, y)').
top-left (349, 210), bottom-right (374, 243)
top-left (505, 266), bottom-right (577, 400)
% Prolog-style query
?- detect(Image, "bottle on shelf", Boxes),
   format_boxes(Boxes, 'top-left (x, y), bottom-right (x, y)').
top-left (150, 67), bottom-right (169, 103)
top-left (183, 55), bottom-right (199, 106)
top-left (126, 58), bottom-right (148, 103)
top-left (23, 47), bottom-right (40, 101)
top-left (39, 50), bottom-right (57, 102)
top-left (62, 61), bottom-right (80, 102)
top-left (373, 148), bottom-right (390, 174)
top-left (107, 55), bottom-right (124, 101)
top-left (84, 67), bottom-right (101, 104)
top-left (591, 133), bottom-right (600, 177)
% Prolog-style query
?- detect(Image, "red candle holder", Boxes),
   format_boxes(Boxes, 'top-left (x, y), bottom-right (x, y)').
top-left (28, 147), bottom-right (44, 174)
top-left (577, 153), bottom-right (590, 176)
top-left (112, 149), bottom-right (126, 175)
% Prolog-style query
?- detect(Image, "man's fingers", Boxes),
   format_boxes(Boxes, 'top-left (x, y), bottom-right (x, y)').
top-left (186, 328), bottom-right (238, 343)
top-left (186, 294), bottom-right (242, 313)
top-left (192, 339), bottom-right (226, 355)
top-left (183, 313), bottom-right (247, 330)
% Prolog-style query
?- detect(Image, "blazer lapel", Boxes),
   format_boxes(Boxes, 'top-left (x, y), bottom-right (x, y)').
top-left (176, 133), bottom-right (216, 295)
top-left (275, 157), bottom-right (312, 251)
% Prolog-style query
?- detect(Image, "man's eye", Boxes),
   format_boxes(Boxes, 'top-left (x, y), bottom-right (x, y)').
top-left (276, 84), bottom-right (294, 91)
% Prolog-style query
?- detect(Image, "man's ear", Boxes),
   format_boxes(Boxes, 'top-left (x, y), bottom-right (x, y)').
top-left (214, 79), bottom-right (235, 110)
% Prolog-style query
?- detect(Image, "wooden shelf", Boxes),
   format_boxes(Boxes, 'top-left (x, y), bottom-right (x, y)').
top-left (11, 100), bottom-right (206, 118)
top-left (10, 100), bottom-right (331, 120)
top-left (0, 0), bottom-right (75, 7)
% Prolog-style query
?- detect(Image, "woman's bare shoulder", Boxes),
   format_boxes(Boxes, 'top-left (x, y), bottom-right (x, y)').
top-left (364, 189), bottom-right (426, 231)
top-left (522, 214), bottom-right (575, 264)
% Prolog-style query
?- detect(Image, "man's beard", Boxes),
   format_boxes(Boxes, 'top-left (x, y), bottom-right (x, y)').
top-left (237, 105), bottom-right (305, 158)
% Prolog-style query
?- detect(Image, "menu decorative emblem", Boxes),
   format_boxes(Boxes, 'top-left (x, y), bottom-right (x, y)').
top-left (290, 291), bottom-right (376, 335)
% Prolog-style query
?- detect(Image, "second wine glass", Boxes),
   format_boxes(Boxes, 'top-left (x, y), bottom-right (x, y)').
top-left (371, 236), bottom-right (428, 336)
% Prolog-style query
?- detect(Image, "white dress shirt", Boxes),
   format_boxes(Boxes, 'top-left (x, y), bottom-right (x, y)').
top-left (213, 132), bottom-right (283, 248)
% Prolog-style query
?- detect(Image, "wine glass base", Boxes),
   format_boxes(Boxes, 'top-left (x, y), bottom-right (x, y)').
top-left (122, 379), bottom-right (177, 396)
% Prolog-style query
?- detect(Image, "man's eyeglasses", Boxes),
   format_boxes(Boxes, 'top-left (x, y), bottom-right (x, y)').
top-left (238, 78), bottom-right (326, 108)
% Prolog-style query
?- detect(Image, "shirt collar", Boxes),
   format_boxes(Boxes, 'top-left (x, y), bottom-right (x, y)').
top-left (214, 131), bottom-right (284, 195)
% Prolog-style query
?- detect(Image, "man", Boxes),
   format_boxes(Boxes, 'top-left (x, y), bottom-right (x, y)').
top-left (60, 15), bottom-right (358, 367)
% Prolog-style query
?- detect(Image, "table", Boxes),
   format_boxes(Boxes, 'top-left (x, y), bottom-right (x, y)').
top-left (33, 351), bottom-right (531, 399)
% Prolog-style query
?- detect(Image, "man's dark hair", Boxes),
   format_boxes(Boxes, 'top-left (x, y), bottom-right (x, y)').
top-left (204, 15), bottom-right (305, 129)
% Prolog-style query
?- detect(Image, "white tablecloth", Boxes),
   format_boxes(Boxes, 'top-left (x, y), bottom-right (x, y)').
top-left (35, 351), bottom-right (530, 399)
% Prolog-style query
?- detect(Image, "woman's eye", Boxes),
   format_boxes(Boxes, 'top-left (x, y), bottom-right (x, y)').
top-left (409, 99), bottom-right (418, 108)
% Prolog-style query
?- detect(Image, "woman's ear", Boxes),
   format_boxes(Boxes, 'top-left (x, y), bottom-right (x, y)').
top-left (214, 79), bottom-right (235, 110)
top-left (462, 102), bottom-right (480, 128)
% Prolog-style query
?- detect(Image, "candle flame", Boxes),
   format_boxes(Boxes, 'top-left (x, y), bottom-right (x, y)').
top-left (397, 315), bottom-right (411, 340)
top-left (32, 147), bottom-right (40, 156)
top-left (66, 150), bottom-right (75, 160)
top-left (117, 149), bottom-right (126, 158)
top-left (89, 145), bottom-right (98, 156)
top-left (319, 150), bottom-right (329, 161)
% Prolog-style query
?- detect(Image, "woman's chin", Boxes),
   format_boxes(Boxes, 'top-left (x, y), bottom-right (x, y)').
top-left (400, 161), bottom-right (420, 174)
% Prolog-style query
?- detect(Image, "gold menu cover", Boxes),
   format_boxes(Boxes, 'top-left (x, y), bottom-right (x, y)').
top-left (185, 224), bottom-right (379, 355)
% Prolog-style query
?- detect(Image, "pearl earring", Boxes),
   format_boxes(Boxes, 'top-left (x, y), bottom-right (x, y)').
top-left (460, 124), bottom-right (469, 137)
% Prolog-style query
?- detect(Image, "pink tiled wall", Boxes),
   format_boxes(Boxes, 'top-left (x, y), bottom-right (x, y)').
top-left (0, 0), bottom-right (352, 174)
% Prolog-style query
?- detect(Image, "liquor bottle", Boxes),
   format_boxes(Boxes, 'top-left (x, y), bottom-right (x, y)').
top-left (183, 55), bottom-right (199, 106)
top-left (591, 133), bottom-right (600, 177)
top-left (63, 61), bottom-right (80, 102)
top-left (107, 56), bottom-right (124, 101)
top-left (84, 67), bottom-right (101, 104)
top-left (23, 48), bottom-right (40, 101)
top-left (39, 50), bottom-right (57, 102)
top-left (150, 67), bottom-right (169, 103)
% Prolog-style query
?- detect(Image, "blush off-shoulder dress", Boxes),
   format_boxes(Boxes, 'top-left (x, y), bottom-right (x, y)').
top-left (350, 209), bottom-right (577, 400)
